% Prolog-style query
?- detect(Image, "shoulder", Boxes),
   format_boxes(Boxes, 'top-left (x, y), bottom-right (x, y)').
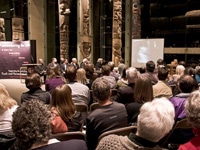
top-left (96, 134), bottom-right (132, 150)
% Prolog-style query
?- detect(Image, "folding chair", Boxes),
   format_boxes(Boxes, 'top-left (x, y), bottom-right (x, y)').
top-left (89, 102), bottom-right (100, 112)
top-left (51, 131), bottom-right (86, 141)
top-left (98, 125), bottom-right (137, 142)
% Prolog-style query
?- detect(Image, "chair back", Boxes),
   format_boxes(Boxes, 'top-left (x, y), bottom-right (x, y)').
top-left (75, 103), bottom-right (88, 126)
top-left (89, 102), bottom-right (100, 112)
top-left (51, 131), bottom-right (86, 141)
top-left (98, 125), bottom-right (137, 142)
top-left (160, 118), bottom-right (193, 148)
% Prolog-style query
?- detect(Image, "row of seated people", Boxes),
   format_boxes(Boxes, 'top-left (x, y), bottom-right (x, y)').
top-left (0, 68), bottom-right (199, 149)
top-left (1, 85), bottom-right (200, 150)
top-left (1, 58), bottom-right (200, 148)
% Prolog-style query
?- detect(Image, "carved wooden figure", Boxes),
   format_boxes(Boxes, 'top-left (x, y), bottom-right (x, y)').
top-left (58, 0), bottom-right (71, 59)
top-left (132, 0), bottom-right (141, 39)
top-left (112, 0), bottom-right (122, 66)
top-left (0, 18), bottom-right (5, 41)
top-left (12, 18), bottom-right (24, 41)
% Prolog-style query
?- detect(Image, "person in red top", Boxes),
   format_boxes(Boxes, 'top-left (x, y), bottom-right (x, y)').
top-left (179, 90), bottom-right (200, 150)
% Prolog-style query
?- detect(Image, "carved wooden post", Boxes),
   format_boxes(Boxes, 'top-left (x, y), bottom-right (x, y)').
top-left (132, 0), bottom-right (141, 39)
top-left (12, 18), bottom-right (24, 41)
top-left (0, 18), bottom-right (6, 41)
top-left (58, 0), bottom-right (71, 59)
top-left (112, 0), bottom-right (122, 66)
top-left (79, 0), bottom-right (92, 61)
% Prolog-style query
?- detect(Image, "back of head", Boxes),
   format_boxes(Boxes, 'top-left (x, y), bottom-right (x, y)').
top-left (108, 61), bottom-right (115, 71)
top-left (146, 61), bottom-right (155, 72)
top-left (65, 65), bottom-right (77, 82)
top-left (25, 73), bottom-right (41, 90)
top-left (126, 67), bottom-right (138, 84)
top-left (157, 59), bottom-right (164, 66)
top-left (12, 100), bottom-right (51, 149)
top-left (48, 66), bottom-right (61, 78)
top-left (158, 67), bottom-right (168, 80)
top-left (92, 77), bottom-right (111, 101)
top-left (51, 84), bottom-right (75, 122)
top-left (101, 64), bottom-right (111, 76)
top-left (195, 66), bottom-right (200, 75)
top-left (177, 75), bottom-right (196, 93)
top-left (134, 75), bottom-right (153, 103)
top-left (184, 66), bottom-right (195, 77)
top-left (185, 90), bottom-right (200, 128)
top-left (137, 97), bottom-right (175, 142)
top-left (76, 68), bottom-right (87, 84)
top-left (176, 65), bottom-right (185, 76)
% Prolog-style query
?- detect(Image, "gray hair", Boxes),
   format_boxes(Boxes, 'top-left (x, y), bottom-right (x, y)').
top-left (185, 90), bottom-right (200, 128)
top-left (126, 67), bottom-right (139, 84)
top-left (137, 97), bottom-right (175, 142)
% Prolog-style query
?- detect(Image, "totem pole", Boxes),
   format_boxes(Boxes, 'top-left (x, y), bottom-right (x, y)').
top-left (80, 0), bottom-right (92, 61)
top-left (58, 0), bottom-right (71, 59)
top-left (132, 0), bottom-right (141, 39)
top-left (12, 18), bottom-right (24, 41)
top-left (112, 0), bottom-right (122, 66)
top-left (0, 18), bottom-right (5, 41)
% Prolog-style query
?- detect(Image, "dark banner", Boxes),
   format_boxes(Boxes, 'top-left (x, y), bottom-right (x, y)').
top-left (0, 41), bottom-right (32, 79)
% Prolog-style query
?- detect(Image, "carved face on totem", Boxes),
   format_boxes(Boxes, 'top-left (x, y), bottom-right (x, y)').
top-left (83, 42), bottom-right (91, 57)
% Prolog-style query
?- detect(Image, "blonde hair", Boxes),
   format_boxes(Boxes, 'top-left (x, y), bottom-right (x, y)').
top-left (76, 68), bottom-right (87, 84)
top-left (0, 86), bottom-right (17, 111)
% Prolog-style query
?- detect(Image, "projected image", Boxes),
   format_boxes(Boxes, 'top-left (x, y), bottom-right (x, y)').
top-left (132, 39), bottom-right (164, 68)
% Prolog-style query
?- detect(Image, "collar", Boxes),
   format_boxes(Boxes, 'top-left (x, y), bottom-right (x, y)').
top-left (128, 132), bottom-right (157, 148)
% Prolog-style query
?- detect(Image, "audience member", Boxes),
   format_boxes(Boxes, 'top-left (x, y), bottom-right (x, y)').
top-left (21, 73), bottom-right (51, 105)
top-left (95, 58), bottom-right (103, 71)
top-left (65, 65), bottom-right (90, 105)
top-left (60, 58), bottom-right (69, 75)
top-left (166, 75), bottom-right (197, 145)
top-left (96, 97), bottom-right (175, 150)
top-left (118, 58), bottom-right (126, 76)
top-left (143, 60), bottom-right (158, 85)
top-left (10, 100), bottom-right (87, 150)
top-left (76, 68), bottom-right (88, 85)
top-left (101, 64), bottom-right (117, 89)
top-left (195, 65), bottom-right (200, 84)
top-left (108, 61), bottom-right (120, 81)
top-left (153, 67), bottom-right (172, 98)
top-left (0, 86), bottom-right (18, 133)
top-left (85, 63), bottom-right (98, 90)
top-left (71, 58), bottom-right (79, 69)
top-left (154, 58), bottom-right (165, 74)
top-left (80, 58), bottom-right (88, 69)
top-left (35, 58), bottom-right (47, 83)
top-left (170, 75), bottom-right (198, 120)
top-left (126, 75), bottom-right (153, 124)
top-left (86, 77), bottom-right (128, 150)
top-left (50, 84), bottom-right (84, 132)
top-left (184, 66), bottom-right (195, 78)
top-left (171, 64), bottom-right (185, 84)
top-left (47, 58), bottom-right (59, 72)
top-left (114, 67), bottom-right (138, 105)
top-left (179, 90), bottom-right (200, 150)
top-left (117, 65), bottom-right (128, 88)
top-left (45, 66), bottom-right (66, 93)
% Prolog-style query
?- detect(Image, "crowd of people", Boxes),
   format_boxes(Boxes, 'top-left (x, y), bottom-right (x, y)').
top-left (1, 56), bottom-right (200, 150)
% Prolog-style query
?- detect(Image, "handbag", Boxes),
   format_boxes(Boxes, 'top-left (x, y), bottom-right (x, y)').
top-left (51, 109), bottom-right (68, 134)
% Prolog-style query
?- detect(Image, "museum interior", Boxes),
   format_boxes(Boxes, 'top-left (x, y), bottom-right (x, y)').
top-left (0, 0), bottom-right (200, 66)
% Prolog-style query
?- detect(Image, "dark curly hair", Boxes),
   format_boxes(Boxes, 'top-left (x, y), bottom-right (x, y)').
top-left (11, 100), bottom-right (52, 150)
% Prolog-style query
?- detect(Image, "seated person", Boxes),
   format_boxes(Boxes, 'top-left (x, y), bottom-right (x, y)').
top-left (86, 77), bottom-right (128, 150)
top-left (21, 73), bottom-right (51, 105)
top-left (10, 100), bottom-right (88, 150)
top-left (65, 65), bottom-right (90, 105)
top-left (179, 90), bottom-right (200, 150)
top-left (96, 97), bottom-right (175, 150)
top-left (0, 86), bottom-right (18, 133)
top-left (50, 84), bottom-right (84, 132)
